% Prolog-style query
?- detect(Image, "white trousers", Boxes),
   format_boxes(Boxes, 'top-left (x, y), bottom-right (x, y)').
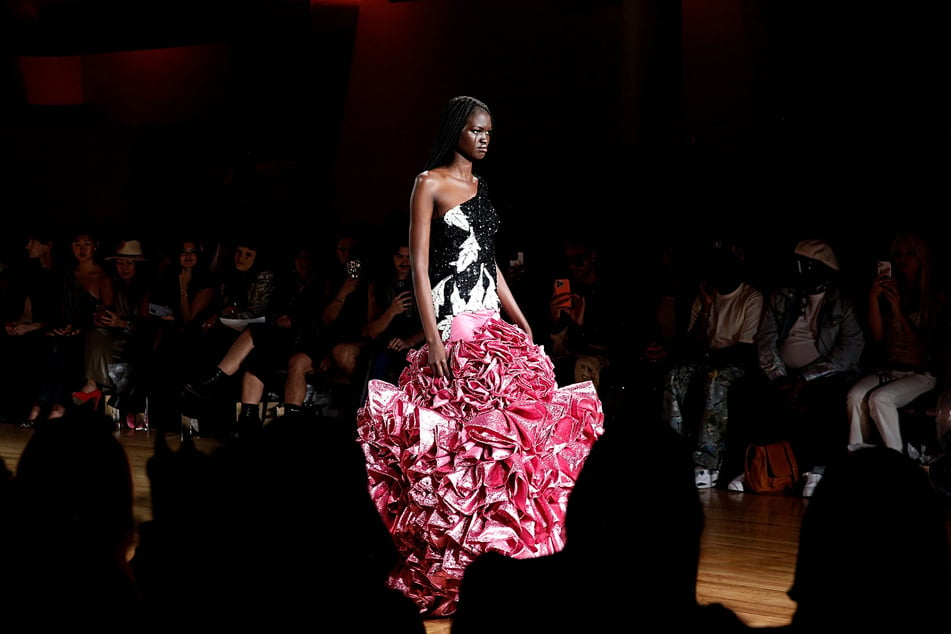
top-left (846, 369), bottom-right (936, 451)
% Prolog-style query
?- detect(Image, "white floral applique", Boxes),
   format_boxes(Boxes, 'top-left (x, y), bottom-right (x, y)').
top-left (444, 206), bottom-right (480, 273)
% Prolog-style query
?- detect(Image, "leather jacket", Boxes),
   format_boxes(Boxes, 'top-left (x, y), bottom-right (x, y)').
top-left (757, 284), bottom-right (864, 383)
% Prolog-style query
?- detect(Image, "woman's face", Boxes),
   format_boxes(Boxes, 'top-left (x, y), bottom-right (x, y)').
top-left (179, 242), bottom-right (199, 271)
top-left (114, 258), bottom-right (137, 281)
top-left (456, 108), bottom-right (492, 161)
top-left (72, 234), bottom-right (96, 262)
top-left (294, 250), bottom-right (314, 280)
top-left (25, 238), bottom-right (50, 259)
top-left (234, 245), bottom-right (257, 272)
top-left (336, 236), bottom-right (354, 266)
top-left (892, 239), bottom-right (921, 279)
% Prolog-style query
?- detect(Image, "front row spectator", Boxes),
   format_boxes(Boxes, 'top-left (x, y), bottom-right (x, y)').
top-left (730, 239), bottom-right (864, 495)
top-left (846, 232), bottom-right (945, 456)
top-left (662, 238), bottom-right (764, 489)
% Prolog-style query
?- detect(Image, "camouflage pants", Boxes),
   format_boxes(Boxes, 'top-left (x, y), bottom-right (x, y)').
top-left (663, 362), bottom-right (746, 471)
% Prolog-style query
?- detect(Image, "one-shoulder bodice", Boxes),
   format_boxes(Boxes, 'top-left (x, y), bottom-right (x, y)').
top-left (428, 177), bottom-right (500, 339)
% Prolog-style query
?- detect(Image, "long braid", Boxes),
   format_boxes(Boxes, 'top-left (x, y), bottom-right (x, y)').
top-left (423, 95), bottom-right (491, 171)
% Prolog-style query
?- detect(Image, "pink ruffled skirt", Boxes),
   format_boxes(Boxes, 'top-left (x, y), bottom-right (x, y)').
top-left (356, 312), bottom-right (605, 617)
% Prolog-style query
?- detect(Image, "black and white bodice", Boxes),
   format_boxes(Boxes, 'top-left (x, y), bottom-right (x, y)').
top-left (429, 177), bottom-right (501, 339)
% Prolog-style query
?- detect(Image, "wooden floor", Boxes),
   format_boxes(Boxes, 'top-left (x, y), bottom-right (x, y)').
top-left (1, 422), bottom-right (947, 633)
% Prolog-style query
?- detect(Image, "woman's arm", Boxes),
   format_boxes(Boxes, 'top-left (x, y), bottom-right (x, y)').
top-left (362, 282), bottom-right (394, 340)
top-left (322, 275), bottom-right (361, 326)
top-left (185, 287), bottom-right (216, 325)
top-left (867, 274), bottom-right (889, 342)
top-left (410, 170), bottom-right (449, 378)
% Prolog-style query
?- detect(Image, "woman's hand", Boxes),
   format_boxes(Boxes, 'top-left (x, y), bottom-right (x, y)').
top-left (338, 276), bottom-right (360, 299)
top-left (94, 308), bottom-right (120, 328)
top-left (5, 322), bottom-right (31, 336)
top-left (387, 337), bottom-right (410, 351)
top-left (428, 339), bottom-right (451, 380)
top-left (879, 277), bottom-right (901, 312)
top-left (389, 291), bottom-right (413, 317)
top-left (871, 275), bottom-right (899, 309)
top-left (52, 324), bottom-right (80, 337)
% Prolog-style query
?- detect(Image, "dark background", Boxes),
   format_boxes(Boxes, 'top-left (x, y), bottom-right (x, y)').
top-left (2, 0), bottom-right (949, 283)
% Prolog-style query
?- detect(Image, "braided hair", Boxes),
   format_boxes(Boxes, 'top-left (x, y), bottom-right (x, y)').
top-left (423, 95), bottom-right (491, 171)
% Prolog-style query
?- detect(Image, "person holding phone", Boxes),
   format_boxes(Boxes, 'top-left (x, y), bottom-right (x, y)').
top-left (547, 232), bottom-right (628, 392)
top-left (846, 232), bottom-right (945, 455)
top-left (356, 95), bottom-right (604, 618)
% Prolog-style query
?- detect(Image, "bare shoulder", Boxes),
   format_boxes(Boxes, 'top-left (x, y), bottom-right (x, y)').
top-left (411, 170), bottom-right (446, 215)
top-left (414, 168), bottom-right (447, 191)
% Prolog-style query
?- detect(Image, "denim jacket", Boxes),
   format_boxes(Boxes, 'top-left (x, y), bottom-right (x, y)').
top-left (757, 285), bottom-right (864, 383)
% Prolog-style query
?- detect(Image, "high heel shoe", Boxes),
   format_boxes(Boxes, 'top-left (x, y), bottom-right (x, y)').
top-left (72, 388), bottom-right (103, 409)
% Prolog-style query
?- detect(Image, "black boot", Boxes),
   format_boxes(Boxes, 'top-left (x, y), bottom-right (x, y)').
top-left (283, 403), bottom-right (302, 418)
top-left (234, 403), bottom-right (262, 438)
top-left (182, 368), bottom-right (227, 399)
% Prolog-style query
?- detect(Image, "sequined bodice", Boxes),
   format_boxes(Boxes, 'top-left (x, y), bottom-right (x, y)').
top-left (429, 177), bottom-right (500, 338)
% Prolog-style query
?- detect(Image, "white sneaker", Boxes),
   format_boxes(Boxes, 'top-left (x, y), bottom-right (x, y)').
top-left (727, 473), bottom-right (745, 492)
top-left (848, 442), bottom-right (876, 453)
top-left (695, 468), bottom-right (719, 489)
top-left (802, 471), bottom-right (823, 498)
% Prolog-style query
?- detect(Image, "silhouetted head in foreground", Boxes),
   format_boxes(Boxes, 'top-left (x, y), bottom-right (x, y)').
top-left (789, 446), bottom-right (951, 630)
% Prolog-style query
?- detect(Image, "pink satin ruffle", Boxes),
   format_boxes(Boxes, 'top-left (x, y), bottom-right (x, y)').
top-left (357, 314), bottom-right (605, 618)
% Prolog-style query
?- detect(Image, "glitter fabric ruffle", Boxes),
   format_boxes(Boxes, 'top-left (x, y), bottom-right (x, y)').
top-left (357, 316), bottom-right (604, 618)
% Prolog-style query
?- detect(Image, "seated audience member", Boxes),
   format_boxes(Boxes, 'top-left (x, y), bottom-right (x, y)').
top-left (319, 225), bottom-right (372, 412)
top-left (181, 235), bottom-right (279, 436)
top-left (451, 418), bottom-right (750, 633)
top-left (360, 236), bottom-right (425, 402)
top-left (547, 232), bottom-right (629, 393)
top-left (662, 238), bottom-right (764, 489)
top-left (846, 232), bottom-right (946, 457)
top-left (735, 238), bottom-right (864, 496)
top-left (1, 229), bottom-right (64, 425)
top-left (184, 243), bottom-right (328, 435)
top-left (622, 238), bottom-right (696, 415)
top-left (147, 236), bottom-right (218, 431)
top-left (98, 239), bottom-right (158, 429)
top-left (2, 409), bottom-right (142, 632)
top-left (37, 226), bottom-right (118, 421)
top-left (781, 445), bottom-right (951, 631)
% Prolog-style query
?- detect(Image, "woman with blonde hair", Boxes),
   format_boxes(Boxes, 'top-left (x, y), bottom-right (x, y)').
top-left (846, 232), bottom-right (946, 455)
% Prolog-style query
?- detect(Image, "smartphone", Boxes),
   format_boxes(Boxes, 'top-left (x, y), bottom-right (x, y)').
top-left (553, 278), bottom-right (571, 298)
top-left (149, 303), bottom-right (173, 318)
top-left (877, 260), bottom-right (892, 278)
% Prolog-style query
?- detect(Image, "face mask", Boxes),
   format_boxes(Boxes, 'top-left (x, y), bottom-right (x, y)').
top-left (794, 257), bottom-right (831, 293)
